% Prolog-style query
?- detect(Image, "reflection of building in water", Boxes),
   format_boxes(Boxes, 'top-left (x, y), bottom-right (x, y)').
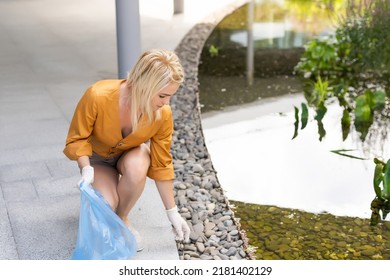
top-left (198, 0), bottom-right (346, 110)
top-left (226, 0), bottom-right (342, 48)
top-left (231, 22), bottom-right (312, 48)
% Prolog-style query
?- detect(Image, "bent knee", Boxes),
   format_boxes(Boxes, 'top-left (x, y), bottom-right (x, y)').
top-left (119, 147), bottom-right (150, 176)
top-left (121, 158), bottom-right (149, 177)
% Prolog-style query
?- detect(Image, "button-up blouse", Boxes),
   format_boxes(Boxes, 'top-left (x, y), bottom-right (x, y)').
top-left (63, 79), bottom-right (174, 181)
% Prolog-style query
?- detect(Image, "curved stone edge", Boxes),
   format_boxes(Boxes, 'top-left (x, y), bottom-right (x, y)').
top-left (171, 0), bottom-right (256, 260)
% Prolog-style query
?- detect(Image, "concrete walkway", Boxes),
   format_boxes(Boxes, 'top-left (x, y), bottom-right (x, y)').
top-left (0, 0), bottom-right (240, 259)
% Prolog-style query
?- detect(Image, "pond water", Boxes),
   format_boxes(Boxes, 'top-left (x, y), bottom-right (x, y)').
top-left (198, 0), bottom-right (390, 219)
top-left (199, 0), bottom-right (344, 111)
top-left (201, 94), bottom-right (390, 219)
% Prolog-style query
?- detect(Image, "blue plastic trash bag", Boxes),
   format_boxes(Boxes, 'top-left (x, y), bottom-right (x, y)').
top-left (72, 182), bottom-right (137, 260)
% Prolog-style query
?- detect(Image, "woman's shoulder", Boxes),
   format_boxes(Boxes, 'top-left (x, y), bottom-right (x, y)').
top-left (89, 79), bottom-right (124, 96)
top-left (160, 105), bottom-right (173, 120)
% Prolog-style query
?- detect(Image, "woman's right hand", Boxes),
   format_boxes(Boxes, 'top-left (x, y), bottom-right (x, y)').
top-left (78, 165), bottom-right (94, 187)
top-left (166, 206), bottom-right (190, 243)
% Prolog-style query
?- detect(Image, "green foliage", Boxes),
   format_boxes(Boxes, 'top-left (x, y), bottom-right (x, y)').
top-left (371, 158), bottom-right (390, 225)
top-left (293, 0), bottom-right (389, 143)
top-left (314, 102), bottom-right (327, 141)
top-left (294, 38), bottom-right (342, 80)
top-left (354, 89), bottom-right (385, 141)
top-left (339, 0), bottom-right (390, 73)
top-left (292, 0), bottom-right (390, 225)
top-left (384, 162), bottom-right (390, 201)
top-left (330, 149), bottom-right (367, 160)
top-left (293, 77), bottom-right (330, 141)
top-left (292, 103), bottom-right (309, 140)
top-left (300, 103), bottom-right (308, 129)
top-left (208, 45), bottom-right (219, 57)
top-left (285, 0), bottom-right (348, 35)
top-left (292, 106), bottom-right (299, 140)
top-left (341, 108), bottom-right (350, 141)
top-left (294, 33), bottom-right (355, 83)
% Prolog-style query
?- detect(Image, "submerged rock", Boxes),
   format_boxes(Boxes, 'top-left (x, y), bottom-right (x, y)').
top-left (232, 201), bottom-right (390, 260)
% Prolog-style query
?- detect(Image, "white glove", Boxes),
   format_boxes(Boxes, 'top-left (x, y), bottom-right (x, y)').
top-left (166, 206), bottom-right (190, 243)
top-left (78, 165), bottom-right (94, 187)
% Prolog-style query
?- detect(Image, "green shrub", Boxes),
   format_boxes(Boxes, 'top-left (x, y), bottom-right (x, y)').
top-left (293, 0), bottom-right (390, 225)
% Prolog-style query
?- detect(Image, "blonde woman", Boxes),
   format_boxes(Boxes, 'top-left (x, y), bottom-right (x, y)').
top-left (64, 49), bottom-right (190, 252)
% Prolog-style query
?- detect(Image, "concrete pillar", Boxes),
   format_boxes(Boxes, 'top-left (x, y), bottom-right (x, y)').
top-left (246, 0), bottom-right (254, 86)
top-left (115, 0), bottom-right (141, 79)
top-left (173, 0), bottom-right (184, 14)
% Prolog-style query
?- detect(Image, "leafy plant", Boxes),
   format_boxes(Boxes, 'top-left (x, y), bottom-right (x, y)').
top-left (208, 45), bottom-right (219, 57)
top-left (292, 0), bottom-right (390, 225)
top-left (371, 158), bottom-right (390, 225)
top-left (354, 89), bottom-right (386, 141)
top-left (330, 149), bottom-right (367, 160)
top-left (338, 0), bottom-right (390, 74)
top-left (294, 38), bottom-right (341, 80)
top-left (292, 76), bottom-right (333, 141)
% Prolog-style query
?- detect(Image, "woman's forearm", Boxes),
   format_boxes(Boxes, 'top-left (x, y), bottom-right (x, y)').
top-left (155, 180), bottom-right (176, 210)
top-left (77, 155), bottom-right (91, 170)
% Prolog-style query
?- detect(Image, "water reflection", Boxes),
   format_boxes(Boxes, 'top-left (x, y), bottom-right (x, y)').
top-left (232, 22), bottom-right (313, 48)
top-left (201, 95), bottom-right (390, 218)
top-left (199, 0), bottom-right (344, 112)
top-left (198, 0), bottom-right (390, 219)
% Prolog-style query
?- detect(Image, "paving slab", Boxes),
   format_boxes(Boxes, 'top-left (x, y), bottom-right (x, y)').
top-left (0, 145), bottom-right (65, 167)
top-left (1, 118), bottom-right (69, 151)
top-left (6, 194), bottom-right (79, 260)
top-left (0, 161), bottom-right (51, 183)
top-left (0, 187), bottom-right (18, 259)
top-left (44, 158), bottom-right (80, 179)
top-left (33, 176), bottom-right (81, 199)
top-left (0, 86), bottom-right (64, 125)
top-left (1, 180), bottom-right (38, 203)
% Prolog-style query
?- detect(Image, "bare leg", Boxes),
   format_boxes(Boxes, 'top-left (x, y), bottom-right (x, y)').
top-left (90, 164), bottom-right (120, 210)
top-left (116, 143), bottom-right (150, 226)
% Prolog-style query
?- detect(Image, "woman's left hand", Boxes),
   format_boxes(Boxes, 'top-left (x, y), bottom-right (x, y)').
top-left (166, 206), bottom-right (190, 243)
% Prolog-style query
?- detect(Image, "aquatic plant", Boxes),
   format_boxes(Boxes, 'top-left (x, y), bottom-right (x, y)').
top-left (371, 158), bottom-right (390, 225)
top-left (293, 0), bottom-right (390, 225)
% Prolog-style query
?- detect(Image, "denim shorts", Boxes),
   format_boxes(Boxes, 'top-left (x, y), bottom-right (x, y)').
top-left (89, 152), bottom-right (124, 169)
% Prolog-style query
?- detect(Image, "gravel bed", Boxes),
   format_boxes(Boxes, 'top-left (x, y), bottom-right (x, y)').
top-left (170, 0), bottom-right (253, 260)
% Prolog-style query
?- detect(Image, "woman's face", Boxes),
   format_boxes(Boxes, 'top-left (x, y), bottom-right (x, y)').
top-left (152, 82), bottom-right (180, 111)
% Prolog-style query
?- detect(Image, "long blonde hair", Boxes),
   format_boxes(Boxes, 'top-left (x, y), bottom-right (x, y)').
top-left (125, 49), bottom-right (184, 132)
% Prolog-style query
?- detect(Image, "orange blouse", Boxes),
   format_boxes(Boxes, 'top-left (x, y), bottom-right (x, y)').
top-left (63, 79), bottom-right (174, 181)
